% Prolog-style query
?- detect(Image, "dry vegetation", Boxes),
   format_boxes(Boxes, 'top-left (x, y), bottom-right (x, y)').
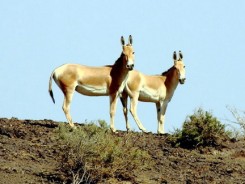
top-left (58, 121), bottom-right (153, 183)
top-left (0, 108), bottom-right (245, 183)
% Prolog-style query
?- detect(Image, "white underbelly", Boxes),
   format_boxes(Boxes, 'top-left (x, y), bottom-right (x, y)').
top-left (138, 88), bottom-right (160, 102)
top-left (75, 84), bottom-right (108, 96)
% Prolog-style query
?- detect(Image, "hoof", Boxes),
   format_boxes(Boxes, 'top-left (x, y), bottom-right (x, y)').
top-left (69, 123), bottom-right (76, 128)
top-left (158, 132), bottom-right (169, 136)
top-left (142, 129), bottom-right (150, 134)
top-left (110, 128), bottom-right (118, 134)
top-left (67, 124), bottom-right (77, 132)
top-left (112, 131), bottom-right (119, 135)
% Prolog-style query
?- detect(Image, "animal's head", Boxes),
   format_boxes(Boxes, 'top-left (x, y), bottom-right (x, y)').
top-left (173, 51), bottom-right (186, 84)
top-left (121, 35), bottom-right (135, 70)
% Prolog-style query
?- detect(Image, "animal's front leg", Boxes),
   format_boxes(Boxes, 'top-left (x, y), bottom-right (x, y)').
top-left (109, 94), bottom-right (118, 133)
top-left (156, 101), bottom-right (167, 134)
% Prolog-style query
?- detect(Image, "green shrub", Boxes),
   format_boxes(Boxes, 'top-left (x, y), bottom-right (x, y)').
top-left (170, 108), bottom-right (230, 149)
top-left (58, 121), bottom-right (153, 183)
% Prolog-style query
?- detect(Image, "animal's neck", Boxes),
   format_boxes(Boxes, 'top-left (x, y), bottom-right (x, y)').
top-left (112, 53), bottom-right (128, 76)
top-left (110, 53), bottom-right (129, 94)
top-left (164, 67), bottom-right (179, 93)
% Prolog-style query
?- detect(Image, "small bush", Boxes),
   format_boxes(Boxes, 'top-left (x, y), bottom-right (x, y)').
top-left (58, 121), bottom-right (153, 183)
top-left (227, 106), bottom-right (245, 138)
top-left (170, 108), bottom-right (230, 149)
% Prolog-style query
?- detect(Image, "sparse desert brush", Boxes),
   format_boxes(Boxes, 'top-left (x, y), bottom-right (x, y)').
top-left (58, 121), bottom-right (153, 183)
top-left (170, 108), bottom-right (231, 149)
top-left (227, 106), bottom-right (245, 138)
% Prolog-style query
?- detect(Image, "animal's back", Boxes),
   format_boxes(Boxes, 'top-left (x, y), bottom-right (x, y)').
top-left (53, 64), bottom-right (112, 96)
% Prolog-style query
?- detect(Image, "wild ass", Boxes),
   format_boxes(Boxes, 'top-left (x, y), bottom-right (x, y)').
top-left (49, 35), bottom-right (135, 132)
top-left (120, 51), bottom-right (186, 134)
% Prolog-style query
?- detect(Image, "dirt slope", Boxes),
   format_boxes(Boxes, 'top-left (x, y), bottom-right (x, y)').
top-left (0, 118), bottom-right (245, 184)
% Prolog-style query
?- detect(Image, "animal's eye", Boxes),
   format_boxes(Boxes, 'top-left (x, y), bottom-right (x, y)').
top-left (133, 52), bottom-right (135, 54)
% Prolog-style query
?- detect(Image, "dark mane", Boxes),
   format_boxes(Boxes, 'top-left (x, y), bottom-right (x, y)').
top-left (161, 66), bottom-right (175, 76)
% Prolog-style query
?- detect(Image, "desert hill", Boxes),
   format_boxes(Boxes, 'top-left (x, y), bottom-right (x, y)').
top-left (0, 118), bottom-right (244, 183)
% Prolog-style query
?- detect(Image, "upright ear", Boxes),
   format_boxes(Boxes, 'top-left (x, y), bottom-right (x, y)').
top-left (128, 35), bottom-right (133, 45)
top-left (173, 51), bottom-right (177, 60)
top-left (121, 36), bottom-right (125, 46)
top-left (179, 50), bottom-right (183, 59)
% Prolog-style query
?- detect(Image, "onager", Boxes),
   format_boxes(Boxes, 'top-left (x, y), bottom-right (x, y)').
top-left (49, 35), bottom-right (135, 132)
top-left (120, 51), bottom-right (186, 134)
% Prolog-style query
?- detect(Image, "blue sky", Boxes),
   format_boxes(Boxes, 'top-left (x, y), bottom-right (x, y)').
top-left (0, 1), bottom-right (244, 133)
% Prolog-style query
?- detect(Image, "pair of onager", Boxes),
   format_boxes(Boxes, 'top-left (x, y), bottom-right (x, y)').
top-left (49, 35), bottom-right (134, 132)
top-left (120, 51), bottom-right (186, 134)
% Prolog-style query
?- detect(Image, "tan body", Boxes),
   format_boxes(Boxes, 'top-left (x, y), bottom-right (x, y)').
top-left (52, 64), bottom-right (125, 96)
top-left (121, 51), bottom-right (186, 134)
top-left (49, 36), bottom-right (135, 132)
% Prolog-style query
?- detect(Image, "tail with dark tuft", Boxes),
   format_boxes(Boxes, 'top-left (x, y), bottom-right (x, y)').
top-left (49, 72), bottom-right (55, 104)
top-left (49, 89), bottom-right (55, 104)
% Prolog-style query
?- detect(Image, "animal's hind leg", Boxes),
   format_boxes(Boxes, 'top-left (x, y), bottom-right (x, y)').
top-left (129, 95), bottom-right (148, 133)
top-left (120, 92), bottom-right (131, 132)
top-left (62, 89), bottom-right (75, 127)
